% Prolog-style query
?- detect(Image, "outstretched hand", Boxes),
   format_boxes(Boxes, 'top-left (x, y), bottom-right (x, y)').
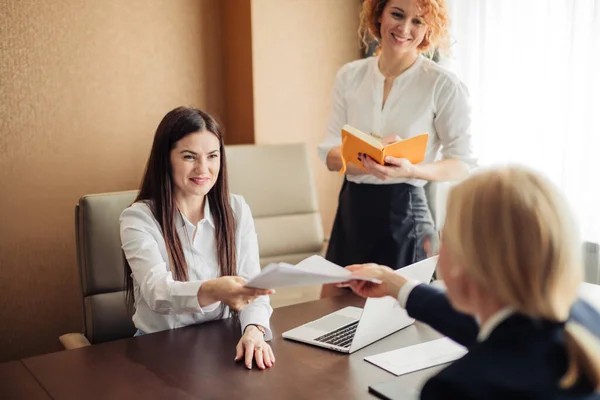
top-left (199, 276), bottom-right (274, 311)
top-left (338, 264), bottom-right (408, 299)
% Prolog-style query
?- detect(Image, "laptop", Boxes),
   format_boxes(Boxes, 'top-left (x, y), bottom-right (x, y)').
top-left (282, 256), bottom-right (438, 353)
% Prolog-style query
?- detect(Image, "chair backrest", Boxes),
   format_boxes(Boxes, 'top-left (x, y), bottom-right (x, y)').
top-left (225, 143), bottom-right (324, 266)
top-left (76, 190), bottom-right (138, 343)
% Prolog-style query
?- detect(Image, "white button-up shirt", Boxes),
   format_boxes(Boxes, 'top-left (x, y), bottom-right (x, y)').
top-left (318, 55), bottom-right (477, 186)
top-left (120, 194), bottom-right (272, 339)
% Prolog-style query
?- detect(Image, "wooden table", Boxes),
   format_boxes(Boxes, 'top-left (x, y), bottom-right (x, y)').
top-left (0, 361), bottom-right (52, 400)
top-left (6, 283), bottom-right (600, 399)
top-left (20, 294), bottom-right (442, 400)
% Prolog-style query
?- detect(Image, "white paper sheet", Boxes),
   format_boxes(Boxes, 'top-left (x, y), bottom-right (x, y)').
top-left (364, 337), bottom-right (467, 376)
top-left (244, 255), bottom-right (381, 289)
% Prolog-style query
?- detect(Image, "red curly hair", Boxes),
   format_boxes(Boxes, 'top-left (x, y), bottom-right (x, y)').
top-left (359, 0), bottom-right (450, 56)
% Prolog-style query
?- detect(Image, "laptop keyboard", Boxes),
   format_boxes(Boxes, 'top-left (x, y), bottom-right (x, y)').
top-left (314, 320), bottom-right (359, 349)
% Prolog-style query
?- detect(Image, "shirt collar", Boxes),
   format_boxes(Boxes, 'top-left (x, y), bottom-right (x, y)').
top-left (372, 54), bottom-right (424, 82)
top-left (202, 199), bottom-right (214, 228)
top-left (177, 199), bottom-right (215, 230)
top-left (477, 307), bottom-right (515, 342)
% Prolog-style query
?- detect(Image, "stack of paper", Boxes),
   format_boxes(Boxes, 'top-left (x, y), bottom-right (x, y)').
top-left (364, 337), bottom-right (467, 376)
top-left (244, 255), bottom-right (381, 289)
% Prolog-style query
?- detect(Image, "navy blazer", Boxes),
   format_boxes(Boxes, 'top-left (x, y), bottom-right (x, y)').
top-left (405, 284), bottom-right (600, 400)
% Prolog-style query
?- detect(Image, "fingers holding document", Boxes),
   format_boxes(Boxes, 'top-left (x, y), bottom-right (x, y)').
top-left (199, 276), bottom-right (275, 311)
top-left (336, 263), bottom-right (409, 299)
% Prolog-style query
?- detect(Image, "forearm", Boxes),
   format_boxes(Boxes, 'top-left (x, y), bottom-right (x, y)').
top-left (326, 147), bottom-right (368, 175)
top-left (138, 273), bottom-right (210, 314)
top-left (412, 158), bottom-right (469, 182)
top-left (197, 279), bottom-right (220, 307)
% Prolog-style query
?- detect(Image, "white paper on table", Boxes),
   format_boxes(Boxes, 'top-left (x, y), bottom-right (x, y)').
top-left (364, 337), bottom-right (467, 376)
top-left (244, 255), bottom-right (381, 289)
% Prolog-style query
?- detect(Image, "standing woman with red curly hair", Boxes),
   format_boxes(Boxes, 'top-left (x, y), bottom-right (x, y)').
top-left (318, 0), bottom-right (476, 297)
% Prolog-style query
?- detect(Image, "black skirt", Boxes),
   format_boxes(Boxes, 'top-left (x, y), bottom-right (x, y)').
top-left (325, 179), bottom-right (436, 270)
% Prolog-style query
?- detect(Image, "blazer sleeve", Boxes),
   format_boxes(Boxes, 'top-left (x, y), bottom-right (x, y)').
top-left (406, 284), bottom-right (479, 347)
top-left (570, 299), bottom-right (600, 337)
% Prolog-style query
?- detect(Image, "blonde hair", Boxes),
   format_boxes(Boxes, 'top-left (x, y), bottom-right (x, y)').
top-left (443, 166), bottom-right (600, 390)
top-left (359, 0), bottom-right (450, 57)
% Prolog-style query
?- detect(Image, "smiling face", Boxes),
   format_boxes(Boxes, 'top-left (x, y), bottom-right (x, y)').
top-left (169, 130), bottom-right (220, 201)
top-left (379, 0), bottom-right (428, 58)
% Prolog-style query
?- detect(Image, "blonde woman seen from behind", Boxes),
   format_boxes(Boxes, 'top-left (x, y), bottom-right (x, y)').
top-left (345, 166), bottom-right (600, 399)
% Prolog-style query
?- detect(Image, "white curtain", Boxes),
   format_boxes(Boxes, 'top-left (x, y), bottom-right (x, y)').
top-left (446, 0), bottom-right (600, 243)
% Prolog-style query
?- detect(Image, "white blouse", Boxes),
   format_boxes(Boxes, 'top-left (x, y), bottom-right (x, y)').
top-left (317, 55), bottom-right (477, 186)
top-left (120, 194), bottom-right (272, 339)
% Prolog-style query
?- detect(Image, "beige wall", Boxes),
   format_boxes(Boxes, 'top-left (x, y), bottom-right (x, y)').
top-left (251, 0), bottom-right (361, 234)
top-left (0, 0), bottom-right (224, 361)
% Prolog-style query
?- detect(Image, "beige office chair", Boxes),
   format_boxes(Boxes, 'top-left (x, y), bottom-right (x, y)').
top-left (59, 191), bottom-right (138, 349)
top-left (226, 143), bottom-right (326, 307)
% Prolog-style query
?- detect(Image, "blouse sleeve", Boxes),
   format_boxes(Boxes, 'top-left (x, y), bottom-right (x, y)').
top-left (433, 76), bottom-right (478, 168)
top-left (235, 197), bottom-right (274, 340)
top-left (120, 205), bottom-right (220, 315)
top-left (317, 64), bottom-right (349, 164)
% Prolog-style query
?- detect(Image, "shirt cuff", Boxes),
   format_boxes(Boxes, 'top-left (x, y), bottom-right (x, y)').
top-left (170, 280), bottom-right (221, 314)
top-left (396, 280), bottom-right (421, 308)
top-left (239, 301), bottom-right (273, 341)
top-left (168, 280), bottom-right (203, 312)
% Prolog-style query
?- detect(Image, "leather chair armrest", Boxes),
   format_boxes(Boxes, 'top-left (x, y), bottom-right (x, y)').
top-left (59, 333), bottom-right (92, 350)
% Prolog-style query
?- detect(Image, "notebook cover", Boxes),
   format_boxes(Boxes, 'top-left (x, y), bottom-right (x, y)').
top-left (339, 125), bottom-right (428, 174)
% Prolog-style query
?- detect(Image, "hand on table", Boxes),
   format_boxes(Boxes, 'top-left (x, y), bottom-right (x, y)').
top-left (235, 325), bottom-right (275, 370)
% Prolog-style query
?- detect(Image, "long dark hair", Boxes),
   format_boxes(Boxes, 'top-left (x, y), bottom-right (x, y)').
top-left (124, 107), bottom-right (237, 315)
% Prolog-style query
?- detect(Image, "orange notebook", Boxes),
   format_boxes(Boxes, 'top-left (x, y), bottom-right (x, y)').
top-left (339, 125), bottom-right (429, 174)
